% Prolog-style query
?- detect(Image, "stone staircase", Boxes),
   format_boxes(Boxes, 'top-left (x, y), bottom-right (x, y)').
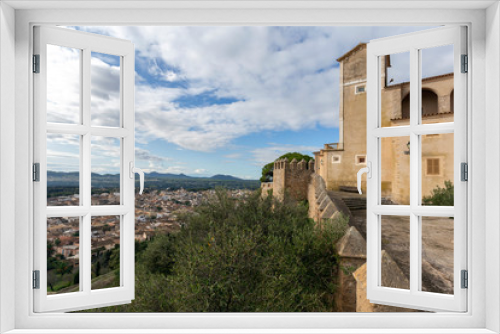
top-left (328, 191), bottom-right (367, 212)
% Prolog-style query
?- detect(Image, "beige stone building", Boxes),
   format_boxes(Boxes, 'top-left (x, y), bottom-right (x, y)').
top-left (315, 43), bottom-right (455, 204)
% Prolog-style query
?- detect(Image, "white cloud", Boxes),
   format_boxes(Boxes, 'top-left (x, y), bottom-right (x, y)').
top-left (193, 169), bottom-right (207, 174)
top-left (134, 147), bottom-right (177, 173)
top-left (46, 45), bottom-right (81, 124)
top-left (74, 26), bottom-right (346, 152)
top-left (65, 26), bottom-right (440, 156)
top-left (151, 165), bottom-right (188, 174)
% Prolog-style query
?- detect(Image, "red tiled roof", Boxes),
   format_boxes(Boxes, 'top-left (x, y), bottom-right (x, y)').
top-left (391, 110), bottom-right (454, 121)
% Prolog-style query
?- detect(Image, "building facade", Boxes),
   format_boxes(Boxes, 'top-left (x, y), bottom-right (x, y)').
top-left (315, 43), bottom-right (454, 204)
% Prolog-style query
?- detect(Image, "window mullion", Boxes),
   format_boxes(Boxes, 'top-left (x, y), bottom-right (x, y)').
top-left (81, 47), bottom-right (91, 294)
top-left (409, 47), bottom-right (420, 294)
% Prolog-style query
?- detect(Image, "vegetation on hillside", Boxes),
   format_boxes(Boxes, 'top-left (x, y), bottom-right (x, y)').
top-left (47, 242), bottom-right (120, 293)
top-left (81, 189), bottom-right (348, 312)
top-left (260, 152), bottom-right (314, 183)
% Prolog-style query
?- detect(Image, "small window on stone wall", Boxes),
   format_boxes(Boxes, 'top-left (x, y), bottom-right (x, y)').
top-left (356, 155), bottom-right (367, 164)
top-left (426, 158), bottom-right (441, 176)
top-left (355, 85), bottom-right (366, 94)
top-left (333, 155), bottom-right (341, 163)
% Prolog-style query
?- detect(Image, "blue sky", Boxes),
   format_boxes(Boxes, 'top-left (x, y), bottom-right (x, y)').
top-left (47, 26), bottom-right (446, 179)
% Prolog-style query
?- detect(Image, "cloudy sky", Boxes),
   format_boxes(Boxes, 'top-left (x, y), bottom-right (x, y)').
top-left (47, 25), bottom-right (452, 179)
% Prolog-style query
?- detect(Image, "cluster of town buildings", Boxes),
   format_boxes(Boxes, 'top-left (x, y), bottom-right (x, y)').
top-left (46, 188), bottom-right (254, 266)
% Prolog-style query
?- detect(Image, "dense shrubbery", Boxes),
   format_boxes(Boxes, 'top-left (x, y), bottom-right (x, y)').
top-left (422, 180), bottom-right (454, 206)
top-left (86, 189), bottom-right (347, 312)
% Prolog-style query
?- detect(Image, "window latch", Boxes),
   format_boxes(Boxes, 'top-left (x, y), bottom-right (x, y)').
top-left (357, 161), bottom-right (371, 194)
top-left (129, 161), bottom-right (145, 195)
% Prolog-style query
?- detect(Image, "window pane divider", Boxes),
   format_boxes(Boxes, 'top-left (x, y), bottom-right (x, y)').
top-left (413, 123), bottom-right (454, 135)
top-left (47, 123), bottom-right (130, 137)
top-left (372, 126), bottom-right (411, 138)
top-left (90, 205), bottom-right (130, 216)
top-left (82, 47), bottom-right (92, 295)
top-left (372, 205), bottom-right (454, 217)
top-left (409, 46), bottom-right (420, 295)
top-left (46, 205), bottom-right (130, 217)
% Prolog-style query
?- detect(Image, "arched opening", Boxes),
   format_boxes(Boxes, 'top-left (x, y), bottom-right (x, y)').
top-left (400, 89), bottom-right (439, 119)
top-left (450, 90), bottom-right (454, 112)
top-left (401, 93), bottom-right (410, 119)
top-left (421, 89), bottom-right (438, 116)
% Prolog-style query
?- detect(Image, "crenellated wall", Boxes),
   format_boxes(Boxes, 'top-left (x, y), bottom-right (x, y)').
top-left (272, 158), bottom-right (315, 201)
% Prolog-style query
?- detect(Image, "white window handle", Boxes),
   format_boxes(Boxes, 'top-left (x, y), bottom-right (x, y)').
top-left (129, 162), bottom-right (145, 195)
top-left (357, 162), bottom-right (371, 194)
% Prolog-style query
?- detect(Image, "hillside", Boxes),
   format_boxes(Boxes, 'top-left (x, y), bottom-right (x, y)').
top-left (47, 171), bottom-right (260, 195)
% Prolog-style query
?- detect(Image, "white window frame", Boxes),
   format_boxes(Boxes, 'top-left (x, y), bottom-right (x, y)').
top-left (32, 26), bottom-right (136, 313)
top-left (1, 2), bottom-right (498, 333)
top-left (366, 26), bottom-right (467, 312)
top-left (332, 155), bottom-right (342, 163)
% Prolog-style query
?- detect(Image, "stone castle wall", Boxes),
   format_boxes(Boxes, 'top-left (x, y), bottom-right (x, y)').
top-left (307, 173), bottom-right (415, 312)
top-left (272, 158), bottom-right (315, 201)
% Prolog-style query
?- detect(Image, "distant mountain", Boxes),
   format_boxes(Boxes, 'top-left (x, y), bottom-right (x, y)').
top-left (147, 172), bottom-right (194, 180)
top-left (47, 170), bottom-right (254, 185)
top-left (210, 174), bottom-right (242, 181)
top-left (47, 170), bottom-right (260, 193)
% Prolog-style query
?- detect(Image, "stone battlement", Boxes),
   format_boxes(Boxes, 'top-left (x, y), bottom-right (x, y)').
top-left (270, 158), bottom-right (315, 201)
top-left (273, 158), bottom-right (315, 171)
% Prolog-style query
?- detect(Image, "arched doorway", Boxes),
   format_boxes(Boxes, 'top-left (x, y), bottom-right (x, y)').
top-left (421, 89), bottom-right (438, 116)
top-left (450, 90), bottom-right (454, 112)
top-left (402, 93), bottom-right (410, 119)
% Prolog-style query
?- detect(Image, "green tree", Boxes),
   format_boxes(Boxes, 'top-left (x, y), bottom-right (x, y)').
top-left (142, 234), bottom-right (176, 276)
top-left (422, 180), bottom-right (454, 206)
top-left (54, 260), bottom-right (73, 276)
top-left (83, 188), bottom-right (347, 313)
top-left (109, 245), bottom-right (120, 270)
top-left (260, 152), bottom-right (313, 182)
top-left (47, 241), bottom-right (55, 258)
top-left (73, 270), bottom-right (80, 285)
top-left (94, 261), bottom-right (101, 277)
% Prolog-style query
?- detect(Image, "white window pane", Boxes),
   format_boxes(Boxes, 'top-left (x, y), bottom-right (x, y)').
top-left (47, 44), bottom-right (81, 124)
top-left (91, 216), bottom-right (121, 290)
top-left (421, 216), bottom-right (454, 294)
top-left (381, 136), bottom-right (410, 205)
top-left (421, 45), bottom-right (454, 124)
top-left (381, 52), bottom-right (410, 127)
top-left (47, 217), bottom-right (80, 294)
top-left (422, 133), bottom-right (454, 206)
top-left (91, 137), bottom-right (121, 205)
top-left (381, 215), bottom-right (410, 290)
top-left (46, 133), bottom-right (81, 206)
top-left (91, 52), bottom-right (121, 128)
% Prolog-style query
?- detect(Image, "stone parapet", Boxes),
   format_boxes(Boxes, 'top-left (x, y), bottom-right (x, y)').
top-left (272, 158), bottom-right (315, 201)
top-left (353, 250), bottom-right (418, 312)
top-left (336, 226), bottom-right (367, 312)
